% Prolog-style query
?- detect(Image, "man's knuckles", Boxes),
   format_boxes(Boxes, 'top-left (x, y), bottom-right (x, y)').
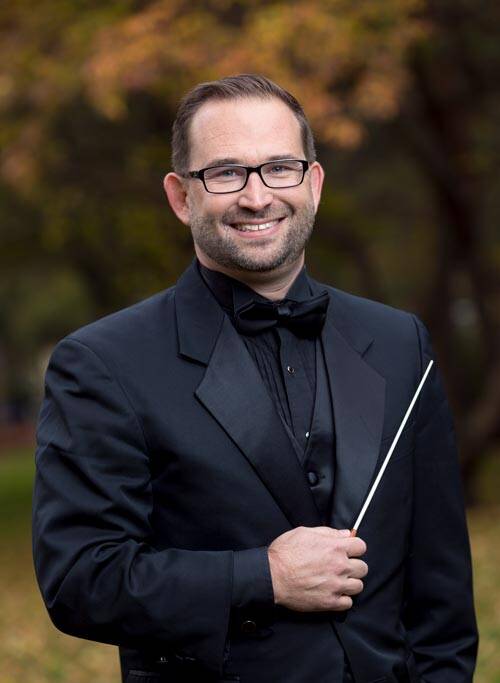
top-left (350, 559), bottom-right (369, 578)
top-left (346, 537), bottom-right (367, 556)
top-left (330, 594), bottom-right (353, 611)
top-left (344, 578), bottom-right (364, 595)
top-left (329, 573), bottom-right (346, 595)
top-left (329, 552), bottom-right (350, 576)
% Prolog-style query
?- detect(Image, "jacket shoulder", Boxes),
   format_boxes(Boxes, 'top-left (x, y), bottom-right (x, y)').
top-left (327, 286), bottom-right (417, 334)
top-left (328, 285), bottom-right (416, 325)
top-left (57, 286), bottom-right (177, 359)
top-left (324, 285), bottom-right (422, 359)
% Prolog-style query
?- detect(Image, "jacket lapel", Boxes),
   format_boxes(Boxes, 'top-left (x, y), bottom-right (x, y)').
top-left (175, 260), bottom-right (321, 529)
top-left (196, 317), bottom-right (322, 528)
top-left (314, 283), bottom-right (386, 530)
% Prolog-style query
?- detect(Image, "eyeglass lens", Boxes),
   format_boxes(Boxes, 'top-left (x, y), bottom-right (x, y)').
top-left (203, 160), bottom-right (304, 193)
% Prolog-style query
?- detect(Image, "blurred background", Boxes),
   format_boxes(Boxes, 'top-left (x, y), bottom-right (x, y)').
top-left (0, 1), bottom-right (499, 681)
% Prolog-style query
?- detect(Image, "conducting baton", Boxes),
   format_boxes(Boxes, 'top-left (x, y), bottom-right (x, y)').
top-left (350, 359), bottom-right (434, 536)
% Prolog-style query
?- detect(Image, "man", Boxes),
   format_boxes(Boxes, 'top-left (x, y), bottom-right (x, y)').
top-left (32, 74), bottom-right (477, 683)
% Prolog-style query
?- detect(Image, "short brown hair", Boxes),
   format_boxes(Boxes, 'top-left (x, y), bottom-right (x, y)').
top-left (171, 74), bottom-right (316, 175)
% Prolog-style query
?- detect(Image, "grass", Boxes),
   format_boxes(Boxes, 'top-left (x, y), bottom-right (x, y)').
top-left (1, 448), bottom-right (120, 683)
top-left (1, 447), bottom-right (499, 682)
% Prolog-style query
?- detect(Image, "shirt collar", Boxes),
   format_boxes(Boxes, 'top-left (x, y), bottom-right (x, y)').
top-left (196, 258), bottom-right (312, 317)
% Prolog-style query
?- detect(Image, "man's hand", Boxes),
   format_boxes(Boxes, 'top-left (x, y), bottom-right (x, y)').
top-left (267, 526), bottom-right (368, 612)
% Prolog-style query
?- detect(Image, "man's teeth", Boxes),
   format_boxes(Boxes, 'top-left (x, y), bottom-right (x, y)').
top-left (232, 220), bottom-right (278, 232)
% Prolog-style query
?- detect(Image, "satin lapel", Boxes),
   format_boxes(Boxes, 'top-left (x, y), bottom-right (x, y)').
top-left (319, 293), bottom-right (386, 531)
top-left (195, 316), bottom-right (321, 529)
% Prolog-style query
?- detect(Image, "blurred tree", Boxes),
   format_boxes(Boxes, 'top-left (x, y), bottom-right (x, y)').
top-left (0, 0), bottom-right (498, 498)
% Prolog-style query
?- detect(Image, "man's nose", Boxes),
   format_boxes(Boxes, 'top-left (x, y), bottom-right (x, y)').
top-left (237, 170), bottom-right (273, 211)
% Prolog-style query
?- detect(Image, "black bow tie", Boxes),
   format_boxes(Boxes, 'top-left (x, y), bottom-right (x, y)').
top-left (233, 291), bottom-right (330, 338)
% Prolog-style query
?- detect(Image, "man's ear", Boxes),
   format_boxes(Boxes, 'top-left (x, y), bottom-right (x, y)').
top-left (309, 162), bottom-right (325, 213)
top-left (163, 172), bottom-right (191, 226)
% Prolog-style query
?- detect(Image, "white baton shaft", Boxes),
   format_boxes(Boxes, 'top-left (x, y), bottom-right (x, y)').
top-left (350, 359), bottom-right (434, 536)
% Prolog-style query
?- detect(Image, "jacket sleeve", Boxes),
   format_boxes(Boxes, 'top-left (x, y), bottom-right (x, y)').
top-left (232, 546), bottom-right (275, 609)
top-left (402, 316), bottom-right (478, 682)
top-left (32, 336), bottom-right (233, 676)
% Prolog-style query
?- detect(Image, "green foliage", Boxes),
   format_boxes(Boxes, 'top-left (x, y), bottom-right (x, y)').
top-left (0, 447), bottom-right (33, 535)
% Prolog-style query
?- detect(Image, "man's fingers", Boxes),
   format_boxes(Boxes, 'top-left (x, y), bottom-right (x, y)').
top-left (348, 558), bottom-right (369, 578)
top-left (332, 595), bottom-right (353, 611)
top-left (345, 537), bottom-right (367, 557)
top-left (343, 578), bottom-right (364, 596)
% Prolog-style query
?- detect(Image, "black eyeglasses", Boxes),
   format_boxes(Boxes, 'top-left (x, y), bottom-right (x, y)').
top-left (183, 159), bottom-right (309, 194)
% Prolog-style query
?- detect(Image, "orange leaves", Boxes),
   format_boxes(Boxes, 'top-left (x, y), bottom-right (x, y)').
top-left (84, 1), bottom-right (228, 118)
top-left (81, 0), bottom-right (429, 147)
top-left (0, 0), bottom-right (433, 192)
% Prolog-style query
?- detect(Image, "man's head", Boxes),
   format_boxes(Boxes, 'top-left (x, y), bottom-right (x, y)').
top-left (170, 74), bottom-right (317, 176)
top-left (164, 74), bottom-right (324, 278)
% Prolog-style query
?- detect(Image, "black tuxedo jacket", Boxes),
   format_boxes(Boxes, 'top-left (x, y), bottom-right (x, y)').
top-left (32, 260), bottom-right (477, 683)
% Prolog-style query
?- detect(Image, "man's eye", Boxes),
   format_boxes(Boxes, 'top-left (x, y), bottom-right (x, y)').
top-left (210, 168), bottom-right (238, 179)
top-left (269, 164), bottom-right (296, 174)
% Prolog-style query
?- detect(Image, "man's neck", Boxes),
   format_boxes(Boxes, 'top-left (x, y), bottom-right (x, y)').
top-left (195, 251), bottom-right (305, 301)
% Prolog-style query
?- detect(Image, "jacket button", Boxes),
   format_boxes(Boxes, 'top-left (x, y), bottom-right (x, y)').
top-left (240, 619), bottom-right (257, 634)
top-left (307, 471), bottom-right (319, 486)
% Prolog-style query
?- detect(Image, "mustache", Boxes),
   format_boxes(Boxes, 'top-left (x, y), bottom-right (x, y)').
top-left (222, 208), bottom-right (291, 224)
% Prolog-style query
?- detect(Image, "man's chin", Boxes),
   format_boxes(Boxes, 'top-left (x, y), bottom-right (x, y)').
top-left (221, 247), bottom-right (299, 274)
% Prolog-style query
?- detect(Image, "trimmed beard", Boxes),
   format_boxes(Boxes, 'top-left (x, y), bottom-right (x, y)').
top-left (189, 202), bottom-right (316, 273)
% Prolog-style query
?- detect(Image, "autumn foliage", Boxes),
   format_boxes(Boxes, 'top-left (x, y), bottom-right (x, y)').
top-left (0, 0), bottom-right (499, 499)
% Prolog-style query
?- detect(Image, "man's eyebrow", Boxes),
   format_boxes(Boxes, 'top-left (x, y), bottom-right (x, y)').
top-left (202, 154), bottom-right (300, 168)
top-left (203, 157), bottom-right (240, 167)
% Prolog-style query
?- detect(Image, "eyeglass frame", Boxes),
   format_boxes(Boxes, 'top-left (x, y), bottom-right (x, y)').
top-left (182, 159), bottom-right (310, 194)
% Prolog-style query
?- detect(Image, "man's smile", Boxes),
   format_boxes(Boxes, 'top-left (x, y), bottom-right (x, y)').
top-left (226, 216), bottom-right (286, 236)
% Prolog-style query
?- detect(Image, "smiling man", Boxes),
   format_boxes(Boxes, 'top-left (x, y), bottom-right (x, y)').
top-left (33, 75), bottom-right (477, 683)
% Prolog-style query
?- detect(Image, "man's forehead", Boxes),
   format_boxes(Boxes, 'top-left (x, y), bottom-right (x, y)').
top-left (188, 96), bottom-right (303, 167)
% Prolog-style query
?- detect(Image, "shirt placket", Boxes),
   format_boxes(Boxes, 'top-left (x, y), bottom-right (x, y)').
top-left (277, 327), bottom-right (313, 452)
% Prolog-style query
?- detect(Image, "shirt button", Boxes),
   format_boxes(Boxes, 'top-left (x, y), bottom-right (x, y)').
top-left (240, 619), bottom-right (258, 634)
top-left (305, 431), bottom-right (310, 438)
top-left (307, 471), bottom-right (319, 486)
top-left (286, 365), bottom-right (295, 375)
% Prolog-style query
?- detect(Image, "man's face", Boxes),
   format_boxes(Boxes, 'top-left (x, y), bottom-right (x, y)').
top-left (168, 96), bottom-right (324, 274)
